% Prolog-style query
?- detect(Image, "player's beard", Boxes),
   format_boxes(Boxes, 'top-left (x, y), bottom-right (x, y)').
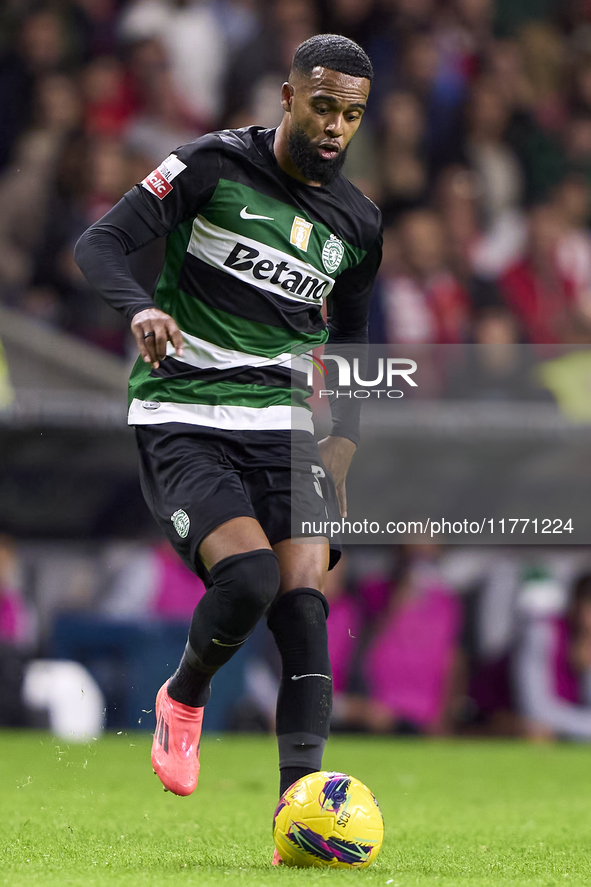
top-left (287, 125), bottom-right (348, 185)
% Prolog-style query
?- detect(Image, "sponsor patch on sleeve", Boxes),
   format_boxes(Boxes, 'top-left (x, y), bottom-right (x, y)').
top-left (141, 154), bottom-right (187, 199)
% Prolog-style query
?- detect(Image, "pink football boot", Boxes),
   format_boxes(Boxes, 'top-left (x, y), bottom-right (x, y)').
top-left (151, 681), bottom-right (203, 796)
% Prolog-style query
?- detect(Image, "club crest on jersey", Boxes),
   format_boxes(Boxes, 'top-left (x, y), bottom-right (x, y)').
top-left (142, 154), bottom-right (187, 200)
top-left (290, 216), bottom-right (313, 252)
top-left (171, 509), bottom-right (190, 539)
top-left (322, 234), bottom-right (345, 273)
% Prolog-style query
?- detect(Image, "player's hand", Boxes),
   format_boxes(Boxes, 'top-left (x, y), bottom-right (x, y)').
top-left (318, 435), bottom-right (356, 517)
top-left (131, 307), bottom-right (184, 369)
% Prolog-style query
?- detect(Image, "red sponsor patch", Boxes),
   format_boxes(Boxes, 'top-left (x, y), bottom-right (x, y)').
top-left (142, 169), bottom-right (173, 199)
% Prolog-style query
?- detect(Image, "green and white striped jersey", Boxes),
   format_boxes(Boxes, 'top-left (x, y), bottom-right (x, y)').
top-left (123, 127), bottom-right (382, 433)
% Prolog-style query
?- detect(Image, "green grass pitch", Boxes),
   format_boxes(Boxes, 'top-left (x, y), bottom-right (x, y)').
top-left (1, 732), bottom-right (591, 886)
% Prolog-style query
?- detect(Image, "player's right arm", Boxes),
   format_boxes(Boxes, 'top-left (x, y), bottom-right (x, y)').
top-left (74, 136), bottom-right (222, 367)
top-left (74, 201), bottom-right (182, 368)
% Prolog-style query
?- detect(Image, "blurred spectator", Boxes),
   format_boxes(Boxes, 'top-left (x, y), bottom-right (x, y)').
top-left (0, 73), bottom-right (82, 300)
top-left (0, 535), bottom-right (35, 728)
top-left (445, 305), bottom-right (557, 400)
top-left (0, 535), bottom-right (32, 647)
top-left (366, 0), bottom-right (438, 106)
top-left (436, 0), bottom-right (494, 85)
top-left (323, 557), bottom-right (366, 730)
top-left (81, 54), bottom-right (137, 136)
top-left (484, 37), bottom-right (534, 115)
top-left (66, 0), bottom-right (120, 60)
top-left (119, 0), bottom-right (227, 130)
top-left (500, 202), bottom-right (590, 343)
top-left (568, 54), bottom-right (591, 120)
top-left (2, 0), bottom-right (591, 354)
top-left (437, 547), bottom-right (525, 736)
top-left (30, 133), bottom-right (137, 353)
top-left (323, 0), bottom-right (380, 48)
top-left (362, 545), bottom-right (464, 734)
top-left (0, 10), bottom-right (74, 172)
top-left (377, 90), bottom-right (430, 223)
top-left (463, 76), bottom-right (525, 224)
top-left (124, 35), bottom-right (168, 105)
top-left (484, 35), bottom-right (565, 206)
top-left (215, 0), bottom-right (260, 54)
top-left (397, 29), bottom-right (466, 168)
top-left (514, 572), bottom-right (591, 741)
top-left (434, 163), bottom-right (526, 286)
top-left (493, 0), bottom-right (556, 39)
top-left (471, 302), bottom-right (522, 344)
top-left (564, 111), bottom-right (591, 173)
top-left (124, 65), bottom-right (200, 164)
top-left (221, 0), bottom-right (317, 127)
top-left (553, 173), bottom-right (591, 323)
top-left (0, 337), bottom-right (12, 411)
top-left (373, 210), bottom-right (472, 344)
top-left (327, 546), bottom-right (464, 735)
top-left (518, 22), bottom-right (566, 133)
top-left (327, 588), bottom-right (362, 704)
top-left (99, 540), bottom-right (206, 620)
top-left (328, 550), bottom-right (397, 731)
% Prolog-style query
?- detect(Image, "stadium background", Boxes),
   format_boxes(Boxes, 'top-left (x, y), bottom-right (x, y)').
top-left (2, 0), bottom-right (591, 740)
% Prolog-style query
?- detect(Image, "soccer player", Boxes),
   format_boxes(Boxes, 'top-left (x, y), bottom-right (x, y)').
top-left (75, 32), bottom-right (382, 834)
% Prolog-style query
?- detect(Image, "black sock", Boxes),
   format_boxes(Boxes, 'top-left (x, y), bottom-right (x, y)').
top-left (168, 549), bottom-right (280, 707)
top-left (280, 766), bottom-right (316, 797)
top-left (168, 653), bottom-right (212, 707)
top-left (267, 588), bottom-right (332, 796)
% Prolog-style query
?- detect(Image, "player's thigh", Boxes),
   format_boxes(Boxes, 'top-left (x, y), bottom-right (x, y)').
top-left (199, 516), bottom-right (272, 572)
top-left (245, 470), bottom-right (337, 589)
top-left (135, 424), bottom-right (264, 578)
top-left (241, 431), bottom-right (341, 567)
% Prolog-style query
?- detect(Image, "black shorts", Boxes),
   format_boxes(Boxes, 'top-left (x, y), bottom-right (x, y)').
top-left (135, 424), bottom-right (341, 582)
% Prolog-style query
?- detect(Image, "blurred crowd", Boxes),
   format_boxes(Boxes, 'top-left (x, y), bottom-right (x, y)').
top-left (5, 534), bottom-right (591, 742)
top-left (4, 1), bottom-right (591, 740)
top-left (2, 0), bottom-right (591, 351)
top-left (324, 545), bottom-right (591, 742)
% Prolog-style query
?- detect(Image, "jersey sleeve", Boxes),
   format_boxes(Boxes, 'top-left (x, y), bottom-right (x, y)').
top-left (74, 134), bottom-right (222, 319)
top-left (324, 227), bottom-right (383, 444)
top-left (124, 133), bottom-right (223, 237)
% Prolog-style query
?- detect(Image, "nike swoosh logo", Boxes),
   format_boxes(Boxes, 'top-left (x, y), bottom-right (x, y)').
top-left (212, 638), bottom-right (246, 647)
top-left (240, 206), bottom-right (274, 221)
top-left (290, 673), bottom-right (332, 681)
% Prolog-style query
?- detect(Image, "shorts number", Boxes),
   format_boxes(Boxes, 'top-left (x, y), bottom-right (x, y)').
top-left (311, 464), bottom-right (325, 498)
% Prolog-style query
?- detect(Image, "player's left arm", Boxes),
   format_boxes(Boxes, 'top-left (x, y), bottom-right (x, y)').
top-left (320, 226), bottom-right (383, 516)
top-left (317, 435), bottom-right (357, 517)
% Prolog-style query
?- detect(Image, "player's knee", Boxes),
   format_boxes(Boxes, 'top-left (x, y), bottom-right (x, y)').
top-left (209, 548), bottom-right (280, 621)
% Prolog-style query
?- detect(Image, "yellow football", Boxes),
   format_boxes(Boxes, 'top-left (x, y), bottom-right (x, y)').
top-left (273, 771), bottom-right (384, 868)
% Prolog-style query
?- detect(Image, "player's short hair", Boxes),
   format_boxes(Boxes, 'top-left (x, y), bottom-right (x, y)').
top-left (291, 34), bottom-right (373, 82)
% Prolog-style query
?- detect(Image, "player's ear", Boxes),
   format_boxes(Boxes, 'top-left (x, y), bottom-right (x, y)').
top-left (281, 82), bottom-right (294, 113)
